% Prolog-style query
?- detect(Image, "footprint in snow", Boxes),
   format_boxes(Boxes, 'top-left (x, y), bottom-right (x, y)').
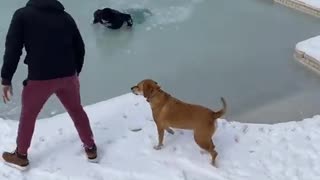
top-left (305, 135), bottom-right (311, 141)
top-left (2, 172), bottom-right (10, 179)
top-left (255, 139), bottom-right (261, 145)
top-left (171, 146), bottom-right (177, 152)
top-left (242, 125), bottom-right (249, 134)
top-left (58, 128), bottom-right (63, 135)
top-left (39, 136), bottom-right (45, 142)
top-left (280, 137), bottom-right (287, 143)
top-left (148, 135), bottom-right (155, 140)
top-left (106, 140), bottom-right (114, 144)
top-left (234, 135), bottom-right (240, 143)
top-left (130, 128), bottom-right (142, 132)
top-left (259, 127), bottom-right (265, 133)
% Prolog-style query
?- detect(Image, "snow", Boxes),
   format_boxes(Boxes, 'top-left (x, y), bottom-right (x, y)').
top-left (296, 35), bottom-right (320, 61)
top-left (297, 0), bottom-right (320, 9)
top-left (1, 93), bottom-right (320, 180)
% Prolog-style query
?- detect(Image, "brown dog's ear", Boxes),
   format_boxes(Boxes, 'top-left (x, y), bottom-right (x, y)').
top-left (143, 82), bottom-right (153, 98)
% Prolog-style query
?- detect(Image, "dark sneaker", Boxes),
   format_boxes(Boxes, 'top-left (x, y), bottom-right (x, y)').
top-left (2, 149), bottom-right (29, 171)
top-left (85, 144), bottom-right (98, 163)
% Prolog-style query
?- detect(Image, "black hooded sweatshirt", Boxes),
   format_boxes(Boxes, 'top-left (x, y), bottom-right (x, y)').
top-left (1, 0), bottom-right (85, 85)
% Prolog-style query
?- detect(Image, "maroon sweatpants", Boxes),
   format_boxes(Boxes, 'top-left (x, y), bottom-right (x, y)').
top-left (16, 75), bottom-right (95, 154)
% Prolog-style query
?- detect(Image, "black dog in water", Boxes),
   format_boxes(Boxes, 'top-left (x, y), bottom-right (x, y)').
top-left (93, 8), bottom-right (133, 29)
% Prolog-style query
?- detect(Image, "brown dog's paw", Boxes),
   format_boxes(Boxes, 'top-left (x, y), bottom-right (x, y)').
top-left (153, 144), bottom-right (163, 150)
top-left (211, 160), bottom-right (218, 168)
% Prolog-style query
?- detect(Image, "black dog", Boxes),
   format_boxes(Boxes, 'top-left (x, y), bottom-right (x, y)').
top-left (93, 8), bottom-right (133, 29)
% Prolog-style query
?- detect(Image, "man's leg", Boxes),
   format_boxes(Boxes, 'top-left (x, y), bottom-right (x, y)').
top-left (55, 76), bottom-right (95, 149)
top-left (16, 81), bottom-right (54, 154)
top-left (2, 80), bottom-right (53, 170)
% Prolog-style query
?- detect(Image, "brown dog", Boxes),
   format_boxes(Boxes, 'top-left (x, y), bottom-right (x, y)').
top-left (131, 79), bottom-right (227, 166)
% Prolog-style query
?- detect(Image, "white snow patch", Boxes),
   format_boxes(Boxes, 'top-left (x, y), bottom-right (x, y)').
top-left (298, 0), bottom-right (320, 9)
top-left (296, 35), bottom-right (320, 61)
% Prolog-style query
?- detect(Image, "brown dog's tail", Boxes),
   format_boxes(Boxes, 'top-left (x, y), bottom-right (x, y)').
top-left (214, 97), bottom-right (227, 119)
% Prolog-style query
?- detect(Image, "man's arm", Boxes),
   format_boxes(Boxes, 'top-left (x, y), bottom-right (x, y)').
top-left (1, 9), bottom-right (24, 85)
top-left (71, 18), bottom-right (85, 75)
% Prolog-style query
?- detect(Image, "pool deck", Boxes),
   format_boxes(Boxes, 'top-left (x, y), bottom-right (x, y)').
top-left (274, 0), bottom-right (320, 18)
top-left (274, 0), bottom-right (320, 73)
top-left (295, 36), bottom-right (320, 74)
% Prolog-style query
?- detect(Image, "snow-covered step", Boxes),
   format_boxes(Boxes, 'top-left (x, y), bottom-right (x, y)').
top-left (295, 35), bottom-right (320, 74)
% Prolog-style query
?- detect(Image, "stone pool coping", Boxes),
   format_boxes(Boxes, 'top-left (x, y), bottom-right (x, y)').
top-left (274, 0), bottom-right (320, 73)
top-left (295, 36), bottom-right (320, 74)
top-left (274, 0), bottom-right (320, 18)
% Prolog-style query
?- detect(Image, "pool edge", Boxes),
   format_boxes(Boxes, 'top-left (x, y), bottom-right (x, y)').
top-left (294, 48), bottom-right (320, 75)
top-left (274, 0), bottom-right (320, 18)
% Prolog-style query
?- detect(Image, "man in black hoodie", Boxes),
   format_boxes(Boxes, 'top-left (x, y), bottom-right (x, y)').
top-left (1, 0), bottom-right (98, 170)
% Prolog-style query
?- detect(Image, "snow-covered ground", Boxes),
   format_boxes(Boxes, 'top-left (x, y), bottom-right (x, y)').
top-left (1, 93), bottom-right (320, 180)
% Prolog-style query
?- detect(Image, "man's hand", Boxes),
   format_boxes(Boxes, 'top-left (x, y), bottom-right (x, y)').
top-left (2, 85), bottom-right (13, 104)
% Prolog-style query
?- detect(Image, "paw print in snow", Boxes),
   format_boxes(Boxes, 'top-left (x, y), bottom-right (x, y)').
top-left (255, 139), bottom-right (261, 145)
top-left (106, 140), bottom-right (113, 144)
top-left (123, 114), bottom-right (128, 119)
top-left (234, 135), bottom-right (240, 143)
top-left (242, 125), bottom-right (249, 134)
top-left (2, 172), bottom-right (10, 179)
top-left (148, 135), bottom-right (154, 140)
top-left (39, 136), bottom-right (45, 142)
top-left (130, 128), bottom-right (142, 132)
top-left (259, 127), bottom-right (265, 133)
top-left (58, 128), bottom-right (63, 135)
top-left (172, 146), bottom-right (177, 152)
top-left (94, 121), bottom-right (102, 126)
top-left (280, 137), bottom-right (287, 143)
top-left (306, 136), bottom-right (311, 141)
